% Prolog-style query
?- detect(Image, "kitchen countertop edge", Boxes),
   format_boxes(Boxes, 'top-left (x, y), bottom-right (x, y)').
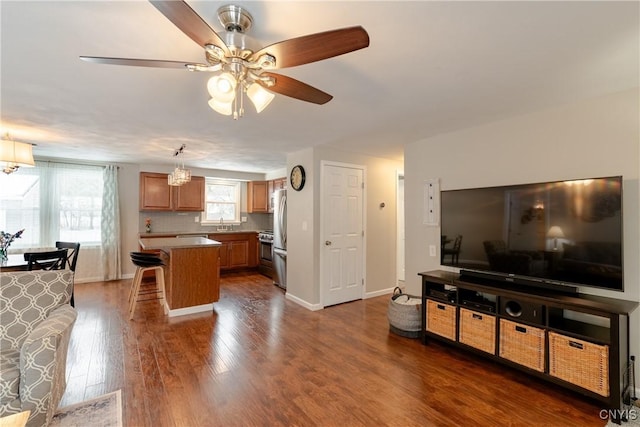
top-left (139, 236), bottom-right (222, 251)
top-left (139, 230), bottom-right (261, 238)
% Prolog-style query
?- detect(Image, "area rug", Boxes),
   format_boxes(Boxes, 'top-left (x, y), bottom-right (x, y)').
top-left (50, 390), bottom-right (122, 427)
top-left (605, 400), bottom-right (640, 427)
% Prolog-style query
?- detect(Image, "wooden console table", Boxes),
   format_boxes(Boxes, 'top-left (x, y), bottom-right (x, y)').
top-left (419, 270), bottom-right (638, 424)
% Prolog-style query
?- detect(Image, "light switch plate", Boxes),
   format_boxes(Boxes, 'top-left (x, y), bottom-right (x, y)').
top-left (429, 245), bottom-right (437, 257)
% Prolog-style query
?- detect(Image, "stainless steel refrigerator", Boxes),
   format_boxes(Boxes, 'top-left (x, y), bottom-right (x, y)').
top-left (273, 189), bottom-right (287, 289)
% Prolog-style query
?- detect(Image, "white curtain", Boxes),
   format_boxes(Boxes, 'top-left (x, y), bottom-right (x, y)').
top-left (101, 165), bottom-right (121, 280)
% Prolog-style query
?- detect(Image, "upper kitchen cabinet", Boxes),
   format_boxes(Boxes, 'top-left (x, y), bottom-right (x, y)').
top-left (273, 177), bottom-right (287, 190)
top-left (174, 176), bottom-right (205, 211)
top-left (268, 177), bottom-right (287, 213)
top-left (139, 172), bottom-right (204, 212)
top-left (247, 180), bottom-right (269, 213)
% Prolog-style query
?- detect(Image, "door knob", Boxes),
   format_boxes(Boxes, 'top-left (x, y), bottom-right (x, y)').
top-left (325, 240), bottom-right (332, 246)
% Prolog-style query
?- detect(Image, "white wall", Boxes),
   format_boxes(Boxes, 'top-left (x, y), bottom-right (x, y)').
top-left (405, 88), bottom-right (640, 361)
top-left (286, 146), bottom-right (403, 307)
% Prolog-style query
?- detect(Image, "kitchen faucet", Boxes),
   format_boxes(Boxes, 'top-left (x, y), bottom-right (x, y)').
top-left (217, 217), bottom-right (231, 231)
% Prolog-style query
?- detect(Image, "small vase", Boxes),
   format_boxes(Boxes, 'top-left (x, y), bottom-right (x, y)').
top-left (145, 224), bottom-right (151, 233)
top-left (0, 248), bottom-right (7, 262)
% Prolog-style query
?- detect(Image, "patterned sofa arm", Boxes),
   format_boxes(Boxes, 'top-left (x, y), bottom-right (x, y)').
top-left (19, 304), bottom-right (77, 427)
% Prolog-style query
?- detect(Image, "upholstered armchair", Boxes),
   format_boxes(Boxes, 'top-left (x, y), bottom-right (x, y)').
top-left (0, 270), bottom-right (78, 427)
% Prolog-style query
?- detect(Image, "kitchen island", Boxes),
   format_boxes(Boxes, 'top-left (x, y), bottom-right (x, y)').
top-left (139, 236), bottom-right (221, 317)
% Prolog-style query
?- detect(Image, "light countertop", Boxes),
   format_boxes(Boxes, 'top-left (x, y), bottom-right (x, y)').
top-left (139, 236), bottom-right (221, 252)
top-left (139, 230), bottom-right (259, 238)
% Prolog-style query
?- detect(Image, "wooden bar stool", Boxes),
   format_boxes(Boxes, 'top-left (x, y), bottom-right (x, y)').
top-left (129, 252), bottom-right (166, 320)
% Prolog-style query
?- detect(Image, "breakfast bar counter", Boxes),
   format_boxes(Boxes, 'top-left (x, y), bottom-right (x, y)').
top-left (139, 236), bottom-right (221, 317)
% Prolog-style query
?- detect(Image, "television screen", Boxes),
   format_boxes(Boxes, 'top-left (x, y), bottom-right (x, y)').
top-left (440, 176), bottom-right (623, 291)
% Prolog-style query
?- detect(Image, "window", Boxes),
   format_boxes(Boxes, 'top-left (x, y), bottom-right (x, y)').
top-left (0, 162), bottom-right (103, 250)
top-left (202, 178), bottom-right (241, 224)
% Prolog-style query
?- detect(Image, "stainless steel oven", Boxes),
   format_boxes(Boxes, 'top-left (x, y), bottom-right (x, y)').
top-left (258, 231), bottom-right (274, 277)
top-left (260, 240), bottom-right (273, 263)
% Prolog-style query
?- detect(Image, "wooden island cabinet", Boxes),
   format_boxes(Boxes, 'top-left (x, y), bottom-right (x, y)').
top-left (139, 172), bottom-right (204, 212)
top-left (139, 236), bottom-right (221, 317)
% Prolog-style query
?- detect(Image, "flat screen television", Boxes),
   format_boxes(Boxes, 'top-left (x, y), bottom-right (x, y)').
top-left (440, 176), bottom-right (623, 292)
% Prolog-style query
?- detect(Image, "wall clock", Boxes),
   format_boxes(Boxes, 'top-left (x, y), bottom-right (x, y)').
top-left (290, 165), bottom-right (306, 191)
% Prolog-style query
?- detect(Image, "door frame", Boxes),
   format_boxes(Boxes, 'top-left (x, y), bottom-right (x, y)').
top-left (319, 160), bottom-right (367, 308)
top-left (396, 170), bottom-right (405, 285)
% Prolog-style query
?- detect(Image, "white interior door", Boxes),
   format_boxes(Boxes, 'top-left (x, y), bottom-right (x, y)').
top-left (321, 163), bottom-right (364, 307)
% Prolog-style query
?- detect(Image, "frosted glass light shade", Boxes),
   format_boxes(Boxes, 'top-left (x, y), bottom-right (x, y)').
top-left (247, 83), bottom-right (275, 113)
top-left (207, 73), bottom-right (237, 102)
top-left (208, 98), bottom-right (233, 115)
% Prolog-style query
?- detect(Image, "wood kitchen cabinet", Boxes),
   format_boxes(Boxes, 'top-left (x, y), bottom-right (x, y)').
top-left (209, 232), bottom-right (258, 271)
top-left (273, 177), bottom-right (287, 190)
top-left (268, 177), bottom-right (287, 213)
top-left (139, 172), bottom-right (204, 211)
top-left (247, 181), bottom-right (269, 213)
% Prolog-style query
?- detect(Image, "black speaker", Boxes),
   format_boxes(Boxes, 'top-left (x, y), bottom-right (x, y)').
top-left (499, 298), bottom-right (544, 325)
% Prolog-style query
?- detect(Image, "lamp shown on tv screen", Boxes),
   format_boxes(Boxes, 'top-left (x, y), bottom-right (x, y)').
top-left (440, 176), bottom-right (623, 292)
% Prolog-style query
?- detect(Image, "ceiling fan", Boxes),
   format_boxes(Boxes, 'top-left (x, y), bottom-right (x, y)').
top-left (80, 1), bottom-right (370, 118)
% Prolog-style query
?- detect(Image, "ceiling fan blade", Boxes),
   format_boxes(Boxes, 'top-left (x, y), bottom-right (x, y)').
top-left (80, 56), bottom-right (202, 69)
top-left (259, 72), bottom-right (333, 105)
top-left (249, 26), bottom-right (369, 69)
top-left (149, 0), bottom-right (231, 55)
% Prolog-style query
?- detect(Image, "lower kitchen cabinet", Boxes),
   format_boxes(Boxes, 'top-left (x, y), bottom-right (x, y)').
top-left (209, 232), bottom-right (258, 271)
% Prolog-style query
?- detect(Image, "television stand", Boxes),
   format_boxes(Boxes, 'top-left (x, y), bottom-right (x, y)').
top-left (419, 270), bottom-right (638, 425)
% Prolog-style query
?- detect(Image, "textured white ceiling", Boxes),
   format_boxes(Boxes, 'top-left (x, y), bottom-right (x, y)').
top-left (1, 1), bottom-right (638, 173)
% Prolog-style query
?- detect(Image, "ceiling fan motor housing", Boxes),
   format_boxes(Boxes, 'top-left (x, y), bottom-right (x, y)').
top-left (217, 4), bottom-right (253, 33)
top-left (216, 5), bottom-right (259, 58)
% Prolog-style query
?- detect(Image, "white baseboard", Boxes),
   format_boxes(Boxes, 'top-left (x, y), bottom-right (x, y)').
top-left (166, 303), bottom-right (213, 317)
top-left (285, 292), bottom-right (323, 311)
top-left (364, 287), bottom-right (396, 299)
top-left (75, 272), bottom-right (134, 284)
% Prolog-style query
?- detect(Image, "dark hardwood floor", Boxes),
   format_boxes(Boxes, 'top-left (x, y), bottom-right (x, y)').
top-left (62, 272), bottom-right (608, 426)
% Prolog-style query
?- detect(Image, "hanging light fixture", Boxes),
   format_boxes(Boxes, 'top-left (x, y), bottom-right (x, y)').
top-left (205, 62), bottom-right (276, 119)
top-left (0, 133), bottom-right (35, 174)
top-left (168, 144), bottom-right (191, 186)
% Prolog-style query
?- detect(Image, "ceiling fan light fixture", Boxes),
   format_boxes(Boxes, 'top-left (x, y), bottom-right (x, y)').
top-left (247, 83), bottom-right (275, 113)
top-left (208, 97), bottom-right (233, 116)
top-left (207, 72), bottom-right (237, 102)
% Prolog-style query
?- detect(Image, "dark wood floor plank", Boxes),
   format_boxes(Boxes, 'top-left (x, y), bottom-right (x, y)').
top-left (60, 272), bottom-right (607, 426)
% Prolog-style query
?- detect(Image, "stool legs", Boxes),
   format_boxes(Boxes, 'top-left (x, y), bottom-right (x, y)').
top-left (129, 265), bottom-right (166, 320)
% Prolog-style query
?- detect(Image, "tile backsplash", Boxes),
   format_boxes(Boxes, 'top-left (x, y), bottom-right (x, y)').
top-left (140, 212), bottom-right (273, 234)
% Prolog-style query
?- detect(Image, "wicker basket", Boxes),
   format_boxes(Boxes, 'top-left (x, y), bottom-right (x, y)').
top-left (426, 299), bottom-right (456, 340)
top-left (387, 288), bottom-right (422, 338)
top-left (459, 308), bottom-right (496, 354)
top-left (499, 319), bottom-right (545, 372)
top-left (548, 332), bottom-right (609, 396)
